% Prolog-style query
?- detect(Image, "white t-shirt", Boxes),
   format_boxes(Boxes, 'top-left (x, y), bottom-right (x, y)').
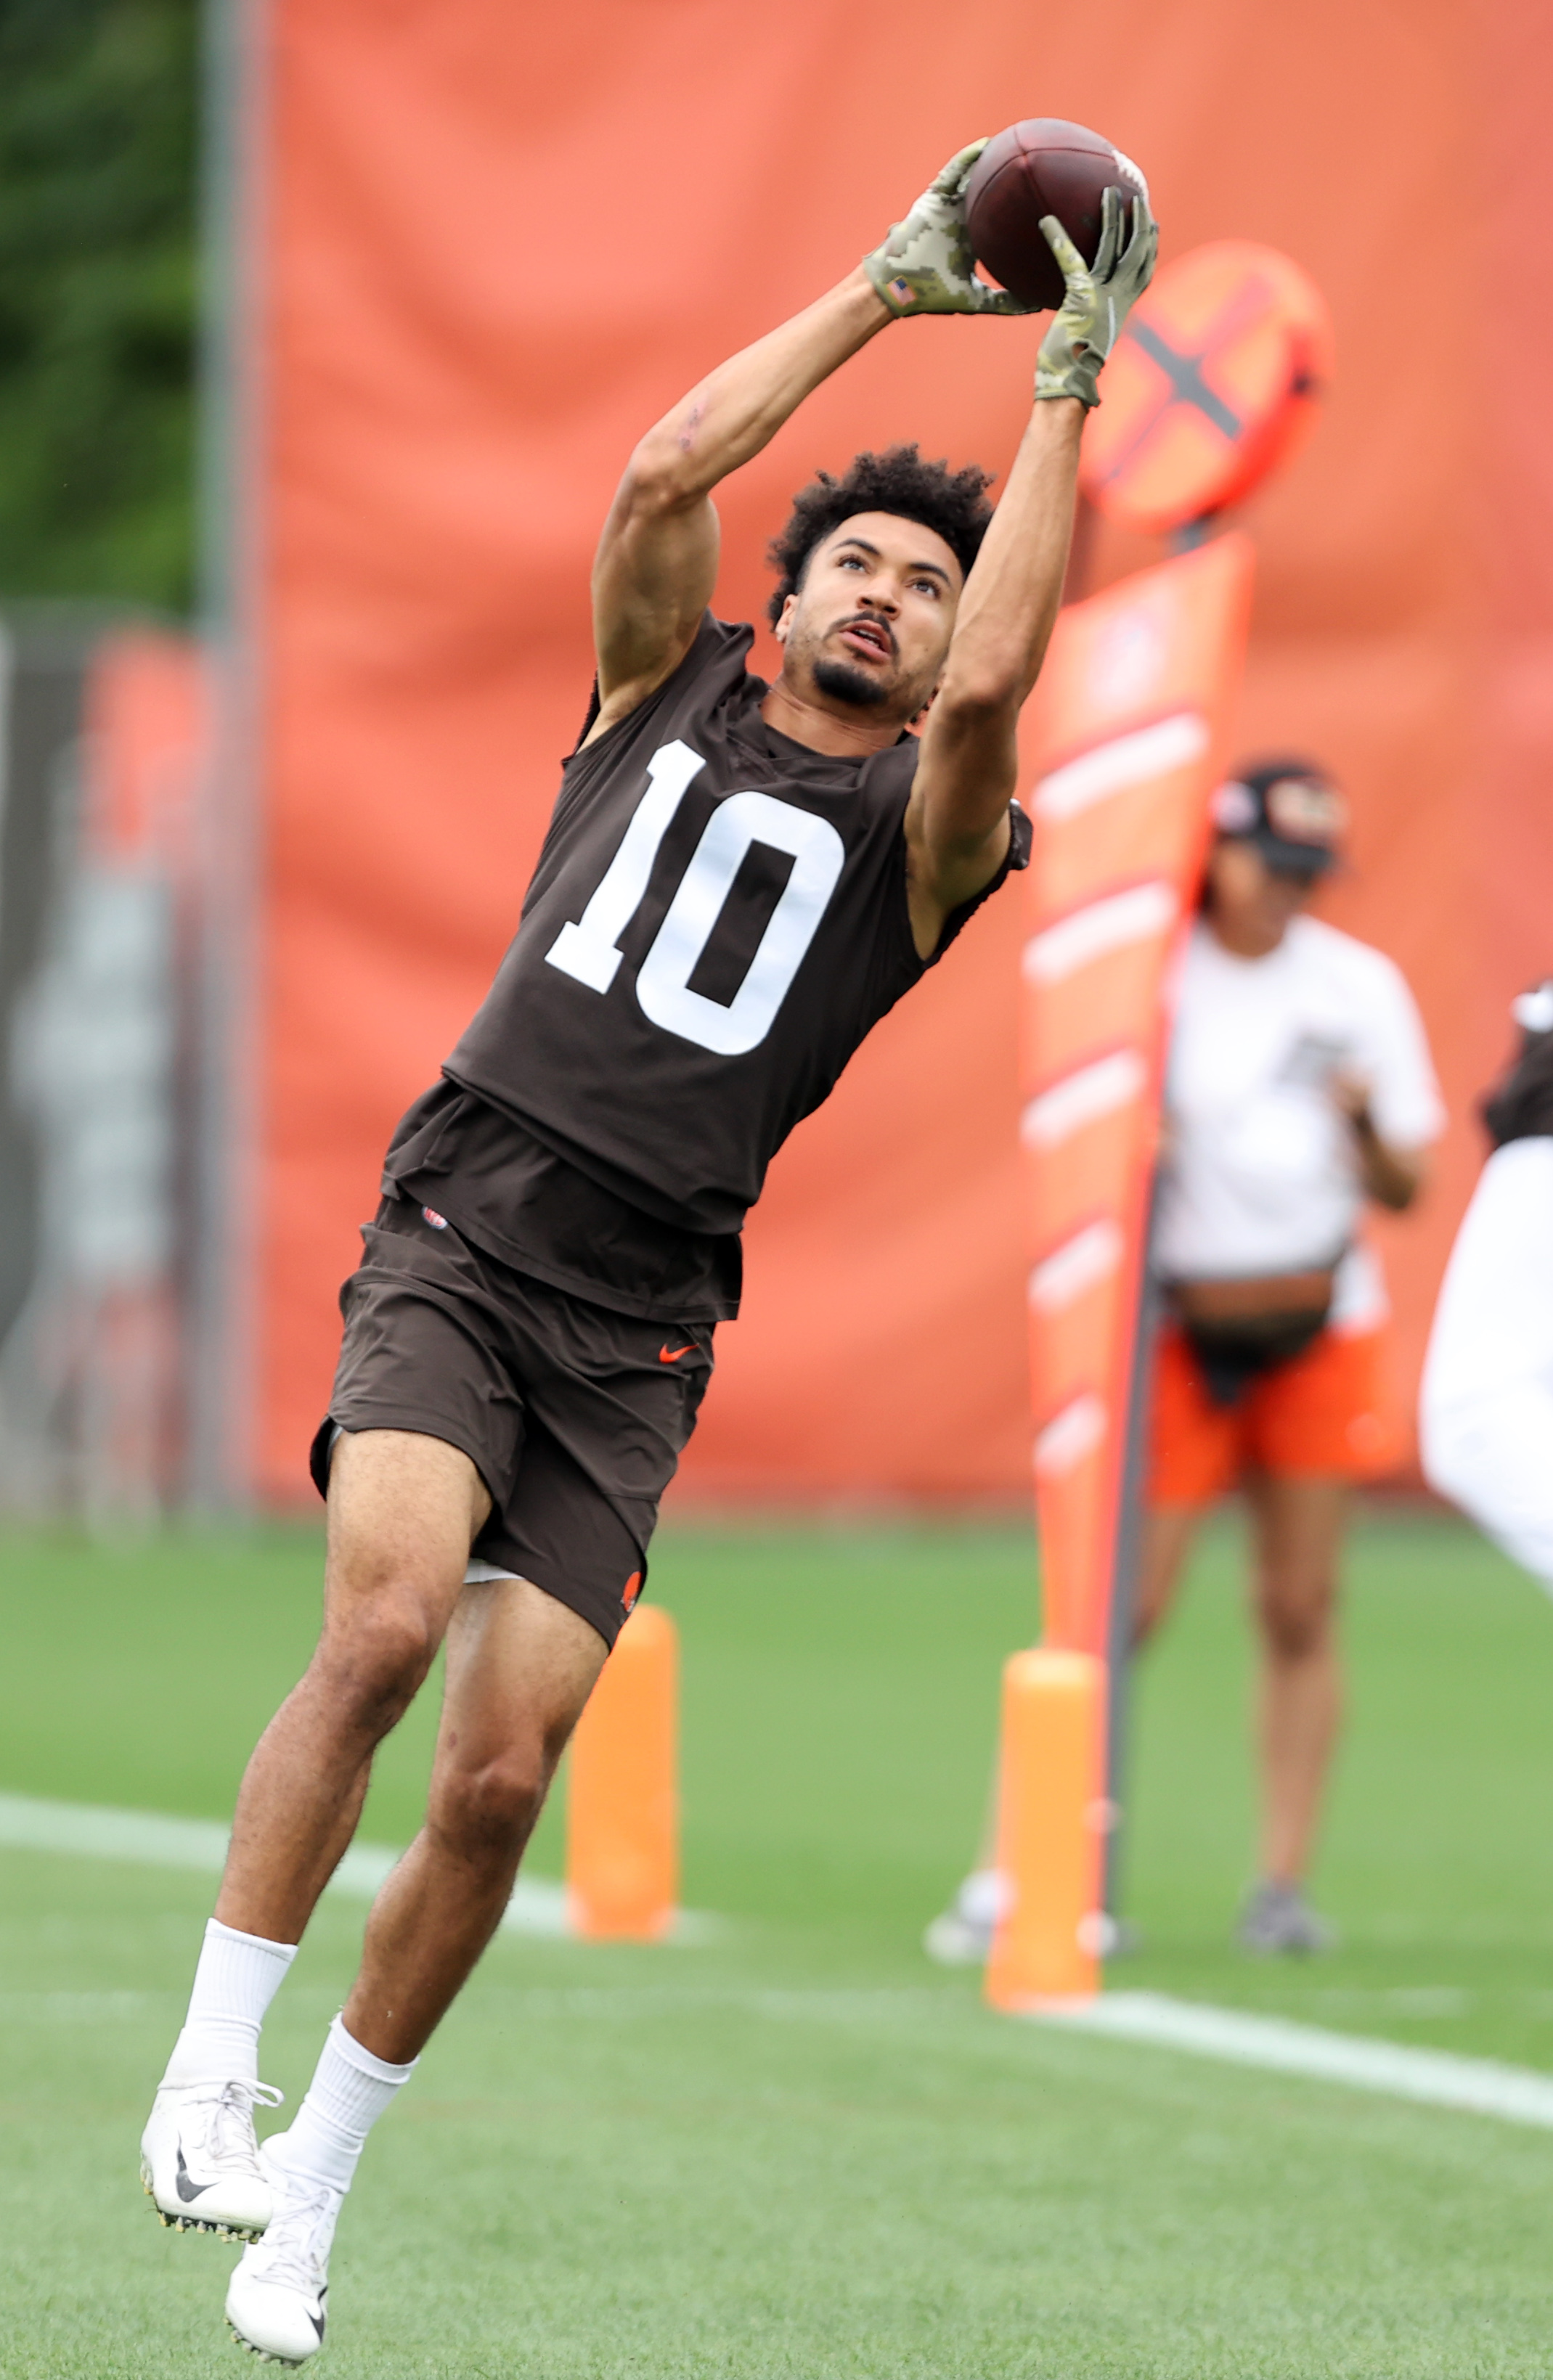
top-left (1153, 915), bottom-right (1443, 1320)
top-left (1421, 1137), bottom-right (1553, 1587)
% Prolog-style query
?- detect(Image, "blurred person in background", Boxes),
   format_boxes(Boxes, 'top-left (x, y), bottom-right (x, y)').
top-left (1421, 984), bottom-right (1553, 1585)
top-left (929, 759), bottom-right (1441, 1967)
top-left (1137, 758), bottom-right (1442, 1952)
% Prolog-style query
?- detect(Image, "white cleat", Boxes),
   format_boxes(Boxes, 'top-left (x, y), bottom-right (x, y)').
top-left (922, 1868), bottom-right (1010, 1967)
top-left (226, 2137), bottom-right (340, 2366)
top-left (140, 2075), bottom-right (282, 2241)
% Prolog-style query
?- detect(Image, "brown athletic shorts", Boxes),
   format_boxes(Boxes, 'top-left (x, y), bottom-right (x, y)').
top-left (310, 1196), bottom-right (715, 1647)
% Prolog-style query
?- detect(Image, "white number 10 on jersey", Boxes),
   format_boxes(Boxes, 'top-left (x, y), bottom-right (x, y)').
top-left (545, 740), bottom-right (845, 1057)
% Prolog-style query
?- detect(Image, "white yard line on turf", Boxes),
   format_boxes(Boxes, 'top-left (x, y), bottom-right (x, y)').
top-left (1036, 1990), bottom-right (1553, 2130)
top-left (0, 1789), bottom-right (566, 1938)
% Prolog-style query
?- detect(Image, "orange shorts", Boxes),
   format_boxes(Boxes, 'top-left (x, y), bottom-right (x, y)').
top-left (1146, 1320), bottom-right (1402, 1507)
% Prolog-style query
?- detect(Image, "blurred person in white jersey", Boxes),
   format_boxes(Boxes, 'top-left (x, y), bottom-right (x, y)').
top-left (1138, 758), bottom-right (1441, 1952)
top-left (1422, 984), bottom-right (1553, 1585)
top-left (929, 758), bottom-right (1442, 1967)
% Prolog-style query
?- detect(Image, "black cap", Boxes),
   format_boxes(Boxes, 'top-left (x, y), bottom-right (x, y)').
top-left (1211, 757), bottom-right (1346, 878)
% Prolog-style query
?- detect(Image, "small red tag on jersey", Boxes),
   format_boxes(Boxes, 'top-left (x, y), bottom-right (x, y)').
top-left (422, 1206), bottom-right (449, 1230)
top-left (622, 1571), bottom-right (643, 1611)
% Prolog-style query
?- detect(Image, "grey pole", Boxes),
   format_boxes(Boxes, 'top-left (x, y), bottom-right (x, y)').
top-left (187, 0), bottom-right (268, 1511)
top-left (1101, 1175), bottom-right (1162, 1929)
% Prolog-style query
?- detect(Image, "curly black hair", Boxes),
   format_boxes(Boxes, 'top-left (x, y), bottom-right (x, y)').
top-left (765, 444), bottom-right (994, 626)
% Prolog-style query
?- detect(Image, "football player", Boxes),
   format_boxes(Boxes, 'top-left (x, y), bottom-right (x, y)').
top-left (140, 145), bottom-right (1154, 2363)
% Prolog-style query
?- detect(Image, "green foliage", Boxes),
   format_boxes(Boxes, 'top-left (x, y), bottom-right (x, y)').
top-left (0, 0), bottom-right (197, 609)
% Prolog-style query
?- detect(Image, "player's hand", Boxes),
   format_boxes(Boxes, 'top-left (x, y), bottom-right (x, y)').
top-left (1035, 185), bottom-right (1159, 407)
top-left (863, 142), bottom-right (1032, 319)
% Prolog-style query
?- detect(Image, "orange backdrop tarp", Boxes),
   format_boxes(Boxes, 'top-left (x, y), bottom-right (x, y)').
top-left (248, 0), bottom-right (1517, 1510)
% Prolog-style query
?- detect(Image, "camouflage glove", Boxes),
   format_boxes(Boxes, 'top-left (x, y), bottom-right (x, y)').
top-left (1035, 184), bottom-right (1159, 406)
top-left (863, 141), bottom-right (1031, 318)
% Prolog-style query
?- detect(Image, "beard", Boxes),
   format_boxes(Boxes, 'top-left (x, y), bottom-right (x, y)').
top-left (812, 653), bottom-right (892, 709)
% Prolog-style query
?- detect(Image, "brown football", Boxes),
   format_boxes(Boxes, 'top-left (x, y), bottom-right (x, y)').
top-left (964, 119), bottom-right (1148, 312)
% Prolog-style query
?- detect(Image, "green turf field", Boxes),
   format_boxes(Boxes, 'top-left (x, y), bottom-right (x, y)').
top-left (5, 1505), bottom-right (1553, 2375)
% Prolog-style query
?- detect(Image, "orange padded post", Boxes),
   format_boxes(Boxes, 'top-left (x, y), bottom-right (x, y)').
top-left (566, 1603), bottom-right (679, 1940)
top-left (985, 1649), bottom-right (1104, 2008)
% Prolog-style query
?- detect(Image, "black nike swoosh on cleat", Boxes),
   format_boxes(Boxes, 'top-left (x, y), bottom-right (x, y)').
top-left (174, 2148), bottom-right (213, 2203)
top-left (311, 2290), bottom-right (327, 2342)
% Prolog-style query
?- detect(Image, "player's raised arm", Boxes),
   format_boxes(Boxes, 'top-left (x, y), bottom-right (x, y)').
top-left (586, 142), bottom-right (1025, 745)
top-left (905, 189), bottom-right (1158, 948)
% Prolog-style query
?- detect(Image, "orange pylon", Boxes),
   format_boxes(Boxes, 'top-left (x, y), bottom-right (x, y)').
top-left (985, 1648), bottom-right (1105, 2008)
top-left (566, 1603), bottom-right (679, 1939)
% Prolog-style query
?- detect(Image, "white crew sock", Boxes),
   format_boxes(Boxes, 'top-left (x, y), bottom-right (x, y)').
top-left (162, 1918), bottom-right (297, 2085)
top-left (276, 2015), bottom-right (417, 2195)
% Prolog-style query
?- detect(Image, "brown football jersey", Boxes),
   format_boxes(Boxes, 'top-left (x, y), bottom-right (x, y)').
top-left (439, 614), bottom-right (1030, 1248)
